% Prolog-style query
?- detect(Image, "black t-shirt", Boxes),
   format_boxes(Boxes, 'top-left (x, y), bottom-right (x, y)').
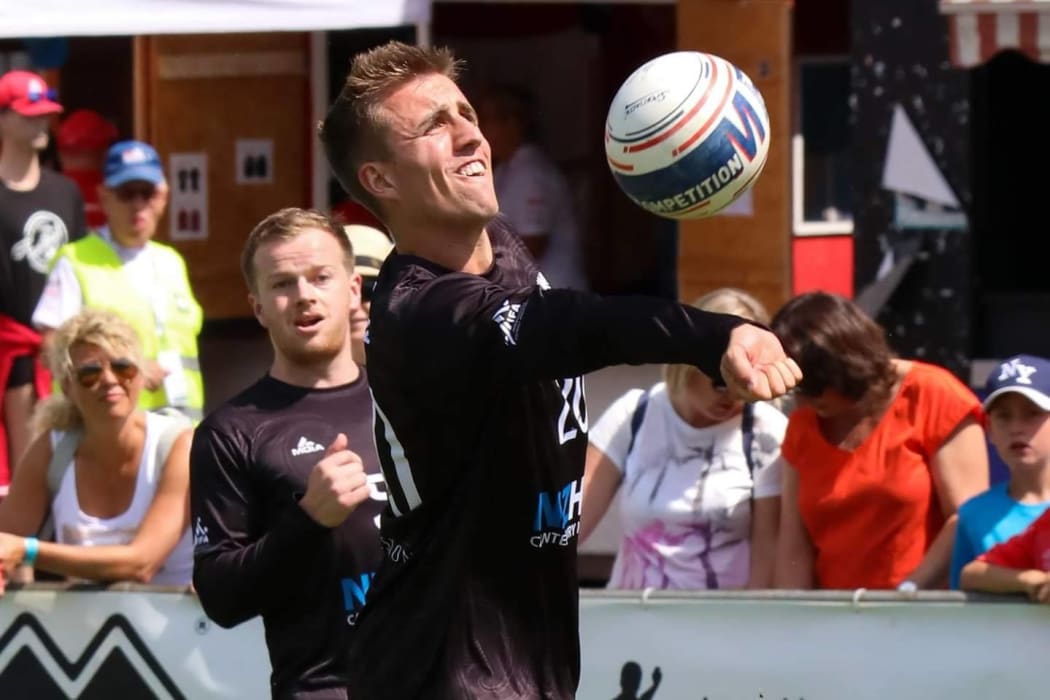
top-left (0, 170), bottom-right (85, 325)
top-left (349, 221), bottom-right (743, 700)
top-left (190, 372), bottom-right (385, 700)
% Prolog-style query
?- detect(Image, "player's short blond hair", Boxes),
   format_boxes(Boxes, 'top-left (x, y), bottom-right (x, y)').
top-left (241, 207), bottom-right (352, 293)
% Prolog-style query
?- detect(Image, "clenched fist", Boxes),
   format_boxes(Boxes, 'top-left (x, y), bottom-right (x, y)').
top-left (720, 323), bottom-right (802, 401)
top-left (298, 433), bottom-right (371, 527)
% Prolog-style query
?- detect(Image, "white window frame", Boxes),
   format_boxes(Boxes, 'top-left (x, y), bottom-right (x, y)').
top-left (792, 54), bottom-right (854, 237)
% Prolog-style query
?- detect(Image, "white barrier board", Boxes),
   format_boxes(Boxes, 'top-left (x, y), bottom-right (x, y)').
top-left (1, 588), bottom-right (1047, 698)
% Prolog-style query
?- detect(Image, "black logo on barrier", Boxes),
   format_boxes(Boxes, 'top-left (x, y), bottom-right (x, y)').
top-left (0, 612), bottom-right (185, 699)
top-left (614, 661), bottom-right (662, 700)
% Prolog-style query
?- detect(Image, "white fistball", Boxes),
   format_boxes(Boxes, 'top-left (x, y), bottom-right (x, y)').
top-left (605, 51), bottom-right (771, 219)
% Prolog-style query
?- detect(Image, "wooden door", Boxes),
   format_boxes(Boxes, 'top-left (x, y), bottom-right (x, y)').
top-left (137, 33), bottom-right (310, 319)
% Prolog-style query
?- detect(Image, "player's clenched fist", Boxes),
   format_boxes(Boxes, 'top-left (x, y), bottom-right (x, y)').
top-left (720, 323), bottom-right (802, 402)
top-left (298, 432), bottom-right (371, 527)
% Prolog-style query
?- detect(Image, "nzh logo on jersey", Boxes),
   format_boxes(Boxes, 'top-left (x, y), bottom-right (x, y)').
top-left (998, 358), bottom-right (1037, 385)
top-left (531, 478), bottom-right (583, 549)
top-left (291, 436), bottom-right (324, 457)
top-left (341, 572), bottom-right (375, 626)
top-left (10, 210), bottom-right (69, 274)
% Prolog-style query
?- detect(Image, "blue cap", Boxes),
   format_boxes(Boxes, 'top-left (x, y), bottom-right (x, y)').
top-left (103, 140), bottom-right (164, 188)
top-left (983, 354), bottom-right (1050, 411)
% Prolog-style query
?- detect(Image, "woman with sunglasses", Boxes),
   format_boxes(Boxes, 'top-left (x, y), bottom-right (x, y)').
top-left (0, 308), bottom-right (192, 592)
top-left (771, 292), bottom-right (988, 592)
top-left (580, 288), bottom-right (789, 590)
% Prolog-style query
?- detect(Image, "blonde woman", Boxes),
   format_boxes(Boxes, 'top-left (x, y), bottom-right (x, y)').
top-left (580, 288), bottom-right (787, 589)
top-left (0, 309), bottom-right (193, 592)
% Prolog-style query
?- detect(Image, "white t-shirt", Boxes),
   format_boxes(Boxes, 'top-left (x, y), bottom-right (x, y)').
top-left (32, 227), bottom-right (157, 331)
top-left (494, 143), bottom-right (587, 290)
top-left (50, 411), bottom-right (194, 586)
top-left (589, 383), bottom-right (787, 590)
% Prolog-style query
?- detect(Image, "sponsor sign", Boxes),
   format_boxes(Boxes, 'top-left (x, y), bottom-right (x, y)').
top-left (1, 587), bottom-right (1046, 698)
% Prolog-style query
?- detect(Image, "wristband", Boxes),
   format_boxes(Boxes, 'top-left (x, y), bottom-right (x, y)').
top-left (23, 536), bottom-right (39, 567)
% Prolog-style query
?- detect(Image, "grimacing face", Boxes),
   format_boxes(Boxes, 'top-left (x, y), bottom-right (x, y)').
top-left (361, 73), bottom-right (499, 228)
top-left (249, 228), bottom-right (361, 367)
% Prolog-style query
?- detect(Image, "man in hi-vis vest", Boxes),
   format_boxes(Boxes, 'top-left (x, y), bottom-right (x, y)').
top-left (32, 140), bottom-right (204, 421)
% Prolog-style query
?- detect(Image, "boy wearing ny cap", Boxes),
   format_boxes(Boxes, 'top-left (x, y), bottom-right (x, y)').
top-left (32, 140), bottom-right (204, 422)
top-left (950, 354), bottom-right (1050, 588)
top-left (0, 69), bottom-right (85, 494)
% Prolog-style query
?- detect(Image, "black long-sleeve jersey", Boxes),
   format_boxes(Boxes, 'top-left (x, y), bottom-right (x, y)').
top-left (190, 372), bottom-right (384, 699)
top-left (348, 221), bottom-right (743, 699)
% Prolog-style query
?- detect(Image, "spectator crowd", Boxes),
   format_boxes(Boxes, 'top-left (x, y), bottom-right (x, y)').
top-left (0, 55), bottom-right (1048, 696)
top-left (2, 65), bottom-right (1049, 602)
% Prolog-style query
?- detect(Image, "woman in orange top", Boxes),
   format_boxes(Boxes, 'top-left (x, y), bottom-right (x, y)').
top-left (772, 292), bottom-right (988, 590)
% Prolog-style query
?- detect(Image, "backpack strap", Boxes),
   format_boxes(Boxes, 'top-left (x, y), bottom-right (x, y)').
top-left (47, 429), bottom-right (82, 495)
top-left (38, 428), bottom-right (83, 541)
top-left (741, 402), bottom-right (756, 476)
top-left (624, 389), bottom-right (650, 463)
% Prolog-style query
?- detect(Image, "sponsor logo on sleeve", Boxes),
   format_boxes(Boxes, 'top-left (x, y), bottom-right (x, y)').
top-left (492, 299), bottom-right (526, 347)
top-left (192, 517), bottom-right (209, 547)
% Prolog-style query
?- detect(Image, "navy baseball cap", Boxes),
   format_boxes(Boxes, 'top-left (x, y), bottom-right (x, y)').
top-left (104, 140), bottom-right (164, 188)
top-left (983, 354), bottom-right (1050, 411)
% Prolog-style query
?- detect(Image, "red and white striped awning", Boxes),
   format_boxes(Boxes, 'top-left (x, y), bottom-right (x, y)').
top-left (940, 0), bottom-right (1050, 67)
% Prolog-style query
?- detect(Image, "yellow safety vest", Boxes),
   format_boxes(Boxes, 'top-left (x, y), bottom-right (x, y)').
top-left (53, 232), bottom-right (204, 421)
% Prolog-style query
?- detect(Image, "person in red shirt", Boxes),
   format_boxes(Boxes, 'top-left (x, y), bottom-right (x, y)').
top-left (771, 292), bottom-right (989, 591)
top-left (961, 509), bottom-right (1050, 603)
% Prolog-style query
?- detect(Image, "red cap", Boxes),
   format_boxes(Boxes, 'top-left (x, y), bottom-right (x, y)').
top-left (0, 70), bottom-right (63, 117)
top-left (57, 109), bottom-right (118, 151)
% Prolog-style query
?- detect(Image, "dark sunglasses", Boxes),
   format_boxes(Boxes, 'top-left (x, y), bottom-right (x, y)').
top-left (114, 184), bottom-right (161, 203)
top-left (74, 358), bottom-right (140, 388)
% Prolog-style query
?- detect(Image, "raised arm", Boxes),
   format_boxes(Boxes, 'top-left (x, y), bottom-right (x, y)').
top-left (408, 275), bottom-right (798, 400)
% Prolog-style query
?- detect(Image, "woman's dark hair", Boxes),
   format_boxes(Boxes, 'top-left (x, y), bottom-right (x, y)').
top-left (771, 292), bottom-right (896, 402)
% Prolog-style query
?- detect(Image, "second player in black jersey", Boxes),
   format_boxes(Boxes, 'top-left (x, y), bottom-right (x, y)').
top-left (320, 42), bottom-right (801, 700)
top-left (190, 209), bottom-right (384, 700)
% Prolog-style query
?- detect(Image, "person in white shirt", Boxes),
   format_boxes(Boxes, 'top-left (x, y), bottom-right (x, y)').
top-left (0, 309), bottom-right (193, 593)
top-left (477, 83), bottom-right (588, 290)
top-left (580, 288), bottom-right (788, 590)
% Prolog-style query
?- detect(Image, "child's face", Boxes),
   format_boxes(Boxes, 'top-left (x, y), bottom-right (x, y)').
top-left (986, 393), bottom-right (1050, 471)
